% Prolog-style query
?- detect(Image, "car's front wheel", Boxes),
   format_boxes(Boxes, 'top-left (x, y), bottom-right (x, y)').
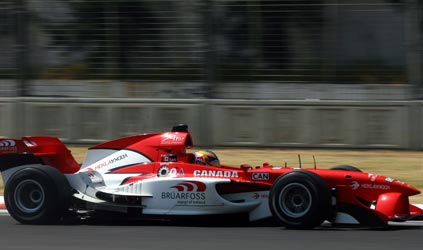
top-left (4, 165), bottom-right (71, 224)
top-left (269, 170), bottom-right (332, 229)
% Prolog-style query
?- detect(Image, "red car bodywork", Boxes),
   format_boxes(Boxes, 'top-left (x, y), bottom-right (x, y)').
top-left (0, 125), bottom-right (422, 228)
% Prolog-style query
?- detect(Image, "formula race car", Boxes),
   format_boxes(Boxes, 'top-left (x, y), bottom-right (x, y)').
top-left (0, 125), bottom-right (422, 229)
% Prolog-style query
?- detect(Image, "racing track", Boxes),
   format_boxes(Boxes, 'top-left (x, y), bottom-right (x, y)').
top-left (0, 215), bottom-right (422, 250)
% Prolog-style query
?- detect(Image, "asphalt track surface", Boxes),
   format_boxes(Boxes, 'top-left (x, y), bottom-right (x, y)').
top-left (0, 215), bottom-right (422, 250)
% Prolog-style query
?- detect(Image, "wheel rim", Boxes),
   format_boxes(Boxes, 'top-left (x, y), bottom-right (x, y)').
top-left (278, 183), bottom-right (312, 218)
top-left (14, 180), bottom-right (45, 213)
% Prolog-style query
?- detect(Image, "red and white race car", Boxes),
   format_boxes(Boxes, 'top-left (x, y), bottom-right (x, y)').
top-left (0, 125), bottom-right (422, 228)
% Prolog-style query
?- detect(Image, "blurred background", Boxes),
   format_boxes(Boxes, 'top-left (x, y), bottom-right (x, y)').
top-left (0, 0), bottom-right (422, 149)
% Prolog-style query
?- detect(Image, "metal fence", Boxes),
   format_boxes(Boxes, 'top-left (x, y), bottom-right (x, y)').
top-left (1, 0), bottom-right (422, 99)
top-left (1, 1), bottom-right (423, 149)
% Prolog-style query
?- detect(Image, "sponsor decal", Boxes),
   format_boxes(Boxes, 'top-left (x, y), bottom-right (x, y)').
top-left (171, 181), bottom-right (206, 192)
top-left (395, 180), bottom-right (405, 185)
top-left (161, 133), bottom-right (185, 145)
top-left (350, 181), bottom-right (360, 190)
top-left (158, 166), bottom-right (170, 177)
top-left (350, 181), bottom-right (390, 190)
top-left (385, 177), bottom-right (394, 183)
top-left (161, 154), bottom-right (177, 162)
top-left (0, 139), bottom-right (16, 147)
top-left (169, 168), bottom-right (177, 176)
top-left (85, 171), bottom-right (103, 183)
top-left (161, 181), bottom-right (207, 205)
top-left (252, 193), bottom-right (269, 200)
top-left (86, 171), bottom-right (95, 178)
top-left (196, 155), bottom-right (204, 162)
top-left (368, 173), bottom-right (378, 182)
top-left (158, 167), bottom-right (184, 177)
top-left (252, 172), bottom-right (269, 181)
top-left (82, 149), bottom-right (151, 172)
top-left (360, 183), bottom-right (390, 190)
top-left (193, 170), bottom-right (239, 178)
top-left (178, 168), bottom-right (185, 176)
top-left (94, 153), bottom-right (128, 170)
top-left (0, 139), bottom-right (18, 153)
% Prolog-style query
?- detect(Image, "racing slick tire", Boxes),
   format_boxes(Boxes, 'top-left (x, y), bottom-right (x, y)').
top-left (269, 170), bottom-right (332, 229)
top-left (4, 164), bottom-right (72, 224)
top-left (330, 165), bottom-right (362, 172)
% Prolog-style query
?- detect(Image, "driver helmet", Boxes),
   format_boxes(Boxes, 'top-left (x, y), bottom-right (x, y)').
top-left (194, 150), bottom-right (220, 167)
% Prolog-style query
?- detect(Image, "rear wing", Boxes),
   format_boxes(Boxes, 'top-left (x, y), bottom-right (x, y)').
top-left (0, 137), bottom-right (80, 174)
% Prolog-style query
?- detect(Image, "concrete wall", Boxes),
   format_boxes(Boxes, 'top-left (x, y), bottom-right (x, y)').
top-left (1, 98), bottom-right (422, 149)
top-left (209, 100), bottom-right (412, 148)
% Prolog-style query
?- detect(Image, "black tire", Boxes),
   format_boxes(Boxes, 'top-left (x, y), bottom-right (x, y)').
top-left (4, 165), bottom-right (71, 224)
top-left (269, 170), bottom-right (331, 229)
top-left (330, 165), bottom-right (362, 172)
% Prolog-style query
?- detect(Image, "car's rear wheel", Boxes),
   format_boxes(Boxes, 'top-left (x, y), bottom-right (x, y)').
top-left (4, 165), bottom-right (71, 224)
top-left (269, 170), bottom-right (331, 229)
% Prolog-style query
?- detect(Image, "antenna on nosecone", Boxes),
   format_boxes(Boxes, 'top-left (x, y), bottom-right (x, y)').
top-left (298, 154), bottom-right (302, 168)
